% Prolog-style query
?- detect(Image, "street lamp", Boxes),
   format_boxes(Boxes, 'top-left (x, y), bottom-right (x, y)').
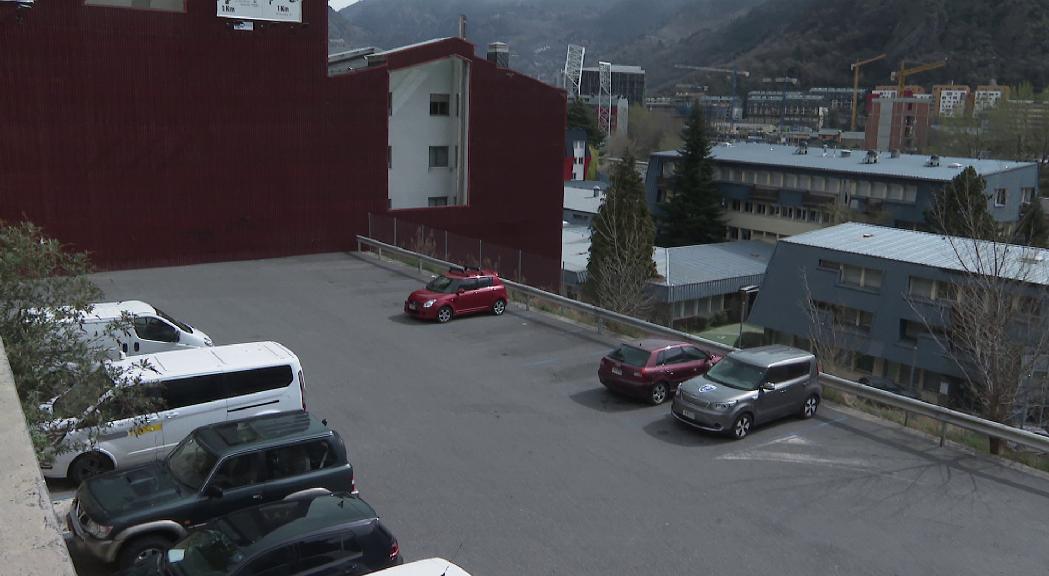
top-left (738, 285), bottom-right (760, 346)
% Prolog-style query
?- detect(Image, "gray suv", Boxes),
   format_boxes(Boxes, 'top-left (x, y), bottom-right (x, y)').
top-left (671, 345), bottom-right (820, 439)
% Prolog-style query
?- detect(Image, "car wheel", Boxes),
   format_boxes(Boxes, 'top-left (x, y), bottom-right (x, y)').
top-left (436, 306), bottom-right (453, 323)
top-left (492, 299), bottom-right (506, 316)
top-left (649, 382), bottom-right (669, 405)
top-left (69, 452), bottom-right (114, 484)
top-left (731, 413), bottom-right (753, 440)
top-left (800, 394), bottom-right (819, 419)
top-left (118, 534), bottom-right (174, 570)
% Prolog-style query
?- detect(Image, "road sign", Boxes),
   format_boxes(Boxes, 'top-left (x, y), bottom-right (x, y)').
top-left (216, 0), bottom-right (301, 23)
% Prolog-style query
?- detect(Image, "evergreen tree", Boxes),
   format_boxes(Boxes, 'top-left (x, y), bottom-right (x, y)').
top-left (584, 153), bottom-right (655, 315)
top-left (926, 167), bottom-right (998, 240)
top-left (657, 106), bottom-right (725, 246)
top-left (1013, 198), bottom-right (1049, 247)
top-left (567, 99), bottom-right (605, 149)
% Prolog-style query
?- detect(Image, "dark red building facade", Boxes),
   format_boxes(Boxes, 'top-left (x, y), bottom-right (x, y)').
top-left (0, 2), bottom-right (565, 285)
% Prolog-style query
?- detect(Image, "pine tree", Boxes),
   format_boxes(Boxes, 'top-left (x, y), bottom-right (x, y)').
top-left (1013, 198), bottom-right (1049, 247)
top-left (584, 153), bottom-right (655, 315)
top-left (926, 167), bottom-right (998, 240)
top-left (657, 105), bottom-right (725, 246)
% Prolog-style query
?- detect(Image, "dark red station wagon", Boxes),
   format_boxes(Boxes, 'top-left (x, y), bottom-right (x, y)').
top-left (598, 339), bottom-right (722, 405)
top-left (404, 266), bottom-right (508, 323)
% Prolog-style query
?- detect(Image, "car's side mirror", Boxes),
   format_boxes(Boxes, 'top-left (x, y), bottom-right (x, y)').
top-left (760, 382), bottom-right (777, 392)
top-left (205, 485), bottom-right (224, 499)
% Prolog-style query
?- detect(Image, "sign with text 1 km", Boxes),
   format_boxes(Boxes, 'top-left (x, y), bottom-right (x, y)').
top-left (216, 0), bottom-right (301, 23)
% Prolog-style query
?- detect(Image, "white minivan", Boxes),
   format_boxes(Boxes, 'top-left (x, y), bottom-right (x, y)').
top-left (79, 300), bottom-right (213, 358)
top-left (42, 341), bottom-right (306, 483)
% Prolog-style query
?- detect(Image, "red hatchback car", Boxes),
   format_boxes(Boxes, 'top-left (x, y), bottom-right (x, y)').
top-left (598, 339), bottom-right (722, 405)
top-left (404, 266), bottom-right (509, 323)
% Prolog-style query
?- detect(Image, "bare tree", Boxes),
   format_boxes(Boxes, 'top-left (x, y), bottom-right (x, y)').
top-left (910, 190), bottom-right (1049, 453)
top-left (799, 269), bottom-right (864, 380)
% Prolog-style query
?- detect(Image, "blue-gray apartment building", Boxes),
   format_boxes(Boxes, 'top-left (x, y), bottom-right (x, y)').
top-left (748, 222), bottom-right (1049, 409)
top-left (645, 143), bottom-right (1039, 243)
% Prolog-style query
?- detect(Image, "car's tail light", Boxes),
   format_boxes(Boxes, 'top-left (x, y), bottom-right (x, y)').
top-left (298, 370), bottom-right (307, 412)
top-left (389, 540), bottom-right (400, 560)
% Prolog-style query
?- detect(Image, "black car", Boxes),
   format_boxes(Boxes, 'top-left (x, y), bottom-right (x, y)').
top-left (68, 411), bottom-right (356, 570)
top-left (119, 492), bottom-right (402, 576)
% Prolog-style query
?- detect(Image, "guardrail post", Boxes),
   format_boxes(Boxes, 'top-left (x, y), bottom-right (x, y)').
top-left (903, 410), bottom-right (910, 428)
top-left (418, 254), bottom-right (422, 274)
top-left (939, 421), bottom-right (947, 447)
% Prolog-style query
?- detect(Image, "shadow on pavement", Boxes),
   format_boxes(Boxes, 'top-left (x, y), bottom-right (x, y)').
top-left (642, 413), bottom-right (731, 447)
top-left (568, 387), bottom-right (655, 413)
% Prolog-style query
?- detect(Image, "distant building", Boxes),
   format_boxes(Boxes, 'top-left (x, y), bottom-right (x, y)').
top-left (749, 222), bottom-right (1049, 407)
top-left (562, 181), bottom-right (605, 225)
top-left (809, 87), bottom-right (866, 120)
top-left (746, 90), bottom-right (826, 129)
top-left (578, 94), bottom-right (629, 136)
top-left (974, 85), bottom-right (1009, 114)
top-left (645, 143), bottom-right (1038, 243)
top-left (931, 84), bottom-right (971, 118)
top-left (564, 128), bottom-right (592, 181)
top-left (580, 64), bottom-right (646, 105)
top-left (865, 96), bottom-right (931, 152)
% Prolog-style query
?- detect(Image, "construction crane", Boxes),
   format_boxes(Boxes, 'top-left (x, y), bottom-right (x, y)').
top-left (674, 64), bottom-right (751, 125)
top-left (850, 53), bottom-right (886, 132)
top-left (892, 59), bottom-right (948, 95)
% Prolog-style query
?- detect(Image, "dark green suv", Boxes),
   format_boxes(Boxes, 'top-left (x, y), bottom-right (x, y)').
top-left (67, 411), bottom-right (356, 570)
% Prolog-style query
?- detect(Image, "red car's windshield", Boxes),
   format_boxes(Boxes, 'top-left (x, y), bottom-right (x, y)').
top-left (426, 275), bottom-right (464, 294)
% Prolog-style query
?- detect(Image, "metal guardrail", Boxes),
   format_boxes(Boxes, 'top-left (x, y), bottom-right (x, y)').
top-left (357, 235), bottom-right (1049, 454)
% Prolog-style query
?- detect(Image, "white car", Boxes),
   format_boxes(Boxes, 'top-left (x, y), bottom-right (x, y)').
top-left (372, 558), bottom-right (472, 576)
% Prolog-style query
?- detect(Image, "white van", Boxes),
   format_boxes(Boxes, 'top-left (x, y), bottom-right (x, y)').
top-left (371, 559), bottom-right (472, 576)
top-left (42, 341), bottom-right (306, 483)
top-left (79, 300), bottom-right (212, 358)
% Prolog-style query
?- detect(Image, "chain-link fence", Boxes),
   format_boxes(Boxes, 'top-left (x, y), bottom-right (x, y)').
top-left (367, 213), bottom-right (562, 292)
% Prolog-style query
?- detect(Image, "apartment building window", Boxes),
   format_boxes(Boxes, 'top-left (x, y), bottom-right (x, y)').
top-left (428, 146), bottom-right (449, 168)
top-left (427, 196), bottom-right (449, 207)
top-left (871, 182), bottom-right (887, 199)
top-left (798, 174), bottom-right (811, 190)
top-left (907, 276), bottom-right (958, 303)
top-left (806, 209), bottom-right (819, 222)
top-left (756, 203), bottom-right (767, 215)
top-left (888, 184), bottom-right (904, 201)
top-left (743, 201), bottom-right (753, 213)
top-left (1021, 187), bottom-right (1036, 205)
top-left (740, 228), bottom-right (752, 240)
top-left (904, 185), bottom-right (918, 203)
top-left (994, 188), bottom-right (1007, 206)
top-left (820, 260), bottom-right (882, 291)
top-left (771, 172), bottom-right (783, 187)
top-left (429, 94), bottom-right (451, 116)
top-left (730, 200), bottom-right (741, 212)
top-left (785, 173), bottom-right (798, 189)
top-left (854, 354), bottom-right (876, 374)
top-left (815, 301), bottom-right (873, 333)
top-left (857, 181), bottom-right (871, 197)
top-left (811, 176), bottom-right (825, 193)
top-left (85, 0), bottom-right (185, 11)
top-left (712, 167), bottom-right (722, 180)
top-left (900, 319), bottom-right (946, 343)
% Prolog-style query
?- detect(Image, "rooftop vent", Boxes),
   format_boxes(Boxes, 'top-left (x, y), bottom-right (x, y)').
top-left (926, 155), bottom-right (941, 167)
top-left (592, 186), bottom-right (601, 198)
top-left (863, 149), bottom-right (879, 164)
top-left (840, 149), bottom-right (852, 158)
top-left (949, 162), bottom-right (964, 168)
top-left (487, 42), bottom-right (509, 68)
top-left (862, 233), bottom-right (874, 239)
top-left (794, 141), bottom-right (809, 155)
top-left (890, 149), bottom-right (901, 158)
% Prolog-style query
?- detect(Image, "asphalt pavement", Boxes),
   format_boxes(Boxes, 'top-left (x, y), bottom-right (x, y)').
top-left (54, 252), bottom-right (1049, 575)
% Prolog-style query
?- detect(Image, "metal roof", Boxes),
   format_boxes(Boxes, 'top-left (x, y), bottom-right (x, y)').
top-left (651, 143), bottom-right (1036, 182)
top-left (658, 241), bottom-right (774, 287)
top-left (563, 185), bottom-right (604, 215)
top-left (783, 223), bottom-right (1049, 286)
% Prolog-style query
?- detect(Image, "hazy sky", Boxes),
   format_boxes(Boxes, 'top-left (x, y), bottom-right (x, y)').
top-left (329, 0), bottom-right (362, 10)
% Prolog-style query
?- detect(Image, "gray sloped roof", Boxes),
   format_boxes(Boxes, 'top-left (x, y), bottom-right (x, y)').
top-left (783, 223), bottom-right (1049, 286)
top-left (651, 143), bottom-right (1036, 182)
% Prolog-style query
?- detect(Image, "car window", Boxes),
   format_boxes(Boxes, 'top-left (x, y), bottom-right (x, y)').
top-left (226, 365), bottom-right (294, 397)
top-left (133, 316), bottom-right (179, 343)
top-left (658, 348), bottom-right (686, 365)
top-left (608, 345), bottom-right (651, 367)
top-left (477, 276), bottom-right (493, 288)
top-left (160, 374), bottom-right (226, 409)
top-left (768, 362), bottom-right (811, 384)
top-left (243, 545), bottom-right (297, 576)
top-left (295, 533), bottom-right (361, 572)
top-left (211, 452), bottom-right (266, 490)
top-left (460, 278), bottom-right (479, 291)
top-left (265, 439), bottom-right (335, 480)
top-left (682, 346), bottom-right (710, 362)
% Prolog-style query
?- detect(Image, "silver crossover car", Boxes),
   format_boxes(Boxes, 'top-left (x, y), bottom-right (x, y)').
top-left (671, 345), bottom-right (821, 439)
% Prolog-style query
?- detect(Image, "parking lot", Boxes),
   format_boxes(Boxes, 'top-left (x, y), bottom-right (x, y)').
top-left (58, 252), bottom-right (1049, 575)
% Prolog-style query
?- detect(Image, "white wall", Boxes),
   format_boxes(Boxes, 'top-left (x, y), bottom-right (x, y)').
top-left (388, 57), bottom-right (470, 209)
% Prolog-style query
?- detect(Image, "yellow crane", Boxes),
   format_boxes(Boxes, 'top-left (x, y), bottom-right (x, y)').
top-left (892, 58), bottom-right (948, 94)
top-left (850, 53), bottom-right (886, 131)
